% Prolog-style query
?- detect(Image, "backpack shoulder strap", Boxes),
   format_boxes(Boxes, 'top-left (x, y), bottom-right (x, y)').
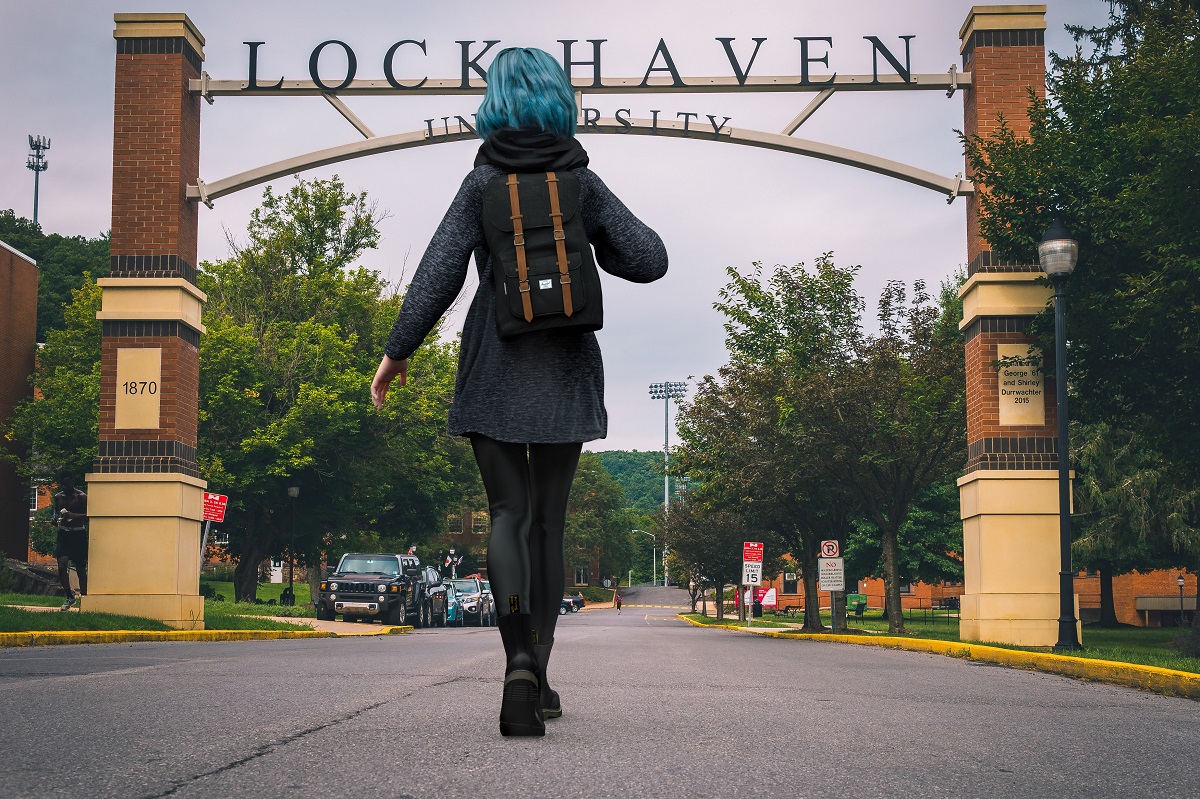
top-left (506, 174), bottom-right (534, 323)
top-left (544, 171), bottom-right (574, 317)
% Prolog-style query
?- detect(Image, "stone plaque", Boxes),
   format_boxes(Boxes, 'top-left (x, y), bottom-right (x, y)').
top-left (997, 344), bottom-right (1045, 426)
top-left (115, 347), bottom-right (162, 429)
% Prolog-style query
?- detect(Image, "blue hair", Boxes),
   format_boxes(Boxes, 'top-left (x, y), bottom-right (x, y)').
top-left (476, 47), bottom-right (577, 139)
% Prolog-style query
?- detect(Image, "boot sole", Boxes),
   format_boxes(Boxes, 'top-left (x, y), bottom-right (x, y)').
top-left (499, 670), bottom-right (545, 737)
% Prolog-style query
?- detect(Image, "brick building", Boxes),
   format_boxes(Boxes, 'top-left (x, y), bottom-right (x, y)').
top-left (760, 568), bottom-right (1196, 629)
top-left (0, 239), bottom-right (38, 563)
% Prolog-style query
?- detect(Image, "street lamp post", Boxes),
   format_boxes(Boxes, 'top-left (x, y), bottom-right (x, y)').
top-left (633, 529), bottom-right (656, 587)
top-left (649, 381), bottom-right (687, 588)
top-left (285, 486), bottom-right (299, 606)
top-left (1179, 575), bottom-right (1186, 628)
top-left (450, 546), bottom-right (457, 579)
top-left (1038, 218), bottom-right (1081, 652)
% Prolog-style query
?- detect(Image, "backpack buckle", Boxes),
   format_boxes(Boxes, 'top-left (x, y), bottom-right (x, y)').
top-left (559, 274), bottom-right (572, 284)
top-left (513, 234), bottom-right (525, 247)
top-left (552, 230), bottom-right (566, 241)
top-left (519, 281), bottom-right (531, 293)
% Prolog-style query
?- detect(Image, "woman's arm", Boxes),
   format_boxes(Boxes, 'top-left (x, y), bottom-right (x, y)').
top-left (580, 170), bottom-right (668, 284)
top-left (374, 171), bottom-right (486, 407)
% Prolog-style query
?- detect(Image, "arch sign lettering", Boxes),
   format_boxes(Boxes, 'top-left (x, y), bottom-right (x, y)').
top-left (188, 34), bottom-right (972, 206)
top-left (93, 7), bottom-right (1073, 649)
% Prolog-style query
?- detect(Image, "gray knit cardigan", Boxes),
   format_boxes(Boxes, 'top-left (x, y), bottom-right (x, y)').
top-left (384, 164), bottom-right (668, 443)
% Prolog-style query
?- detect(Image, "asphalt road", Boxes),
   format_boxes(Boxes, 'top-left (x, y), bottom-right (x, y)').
top-left (2, 586), bottom-right (1197, 799)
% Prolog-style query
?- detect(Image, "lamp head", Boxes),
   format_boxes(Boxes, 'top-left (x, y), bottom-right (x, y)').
top-left (1038, 218), bottom-right (1079, 279)
top-left (1179, 575), bottom-right (1186, 587)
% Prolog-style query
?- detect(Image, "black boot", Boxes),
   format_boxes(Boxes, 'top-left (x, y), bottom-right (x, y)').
top-left (496, 613), bottom-right (544, 737)
top-left (533, 641), bottom-right (561, 718)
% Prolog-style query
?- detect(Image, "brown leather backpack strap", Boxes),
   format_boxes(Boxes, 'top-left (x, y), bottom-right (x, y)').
top-left (544, 171), bottom-right (574, 317)
top-left (506, 174), bottom-right (534, 322)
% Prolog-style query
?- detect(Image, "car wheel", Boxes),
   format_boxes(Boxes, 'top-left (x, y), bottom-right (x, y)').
top-left (424, 602), bottom-right (433, 629)
top-left (439, 605), bottom-right (448, 627)
top-left (571, 605), bottom-right (580, 613)
top-left (559, 605), bottom-right (568, 615)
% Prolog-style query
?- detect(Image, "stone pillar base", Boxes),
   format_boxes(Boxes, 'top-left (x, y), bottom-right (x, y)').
top-left (958, 470), bottom-right (1080, 648)
top-left (81, 593), bottom-right (205, 630)
top-left (82, 472), bottom-right (206, 630)
top-left (960, 591), bottom-right (1080, 648)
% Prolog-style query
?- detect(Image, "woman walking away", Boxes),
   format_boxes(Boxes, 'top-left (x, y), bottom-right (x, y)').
top-left (371, 47), bottom-right (667, 737)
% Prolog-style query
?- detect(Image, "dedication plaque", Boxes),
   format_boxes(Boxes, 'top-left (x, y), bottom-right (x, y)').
top-left (115, 347), bottom-right (162, 429)
top-left (996, 343), bottom-right (1045, 426)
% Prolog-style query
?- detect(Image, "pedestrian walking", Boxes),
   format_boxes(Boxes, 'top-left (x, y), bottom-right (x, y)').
top-left (615, 593), bottom-right (622, 614)
top-left (371, 46), bottom-right (667, 737)
top-left (52, 471), bottom-right (88, 610)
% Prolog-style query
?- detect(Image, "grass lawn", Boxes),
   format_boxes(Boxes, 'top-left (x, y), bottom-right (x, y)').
top-left (200, 580), bottom-right (316, 618)
top-left (0, 592), bottom-right (62, 608)
top-left (692, 608), bottom-right (1200, 674)
top-left (0, 605), bottom-right (172, 632)
top-left (0, 592), bottom-right (311, 632)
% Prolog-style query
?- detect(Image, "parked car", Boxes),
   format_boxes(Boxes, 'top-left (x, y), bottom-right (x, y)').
top-left (559, 597), bottom-right (573, 615)
top-left (447, 577), bottom-right (495, 626)
top-left (445, 582), bottom-right (463, 626)
top-left (316, 552), bottom-right (446, 627)
top-left (568, 592), bottom-right (585, 611)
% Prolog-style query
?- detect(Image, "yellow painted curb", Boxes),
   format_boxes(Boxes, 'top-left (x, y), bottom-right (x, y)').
top-left (678, 614), bottom-right (1200, 700)
top-left (0, 629), bottom-right (335, 647)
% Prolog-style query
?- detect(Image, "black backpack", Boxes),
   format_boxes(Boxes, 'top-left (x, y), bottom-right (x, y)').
top-left (482, 171), bottom-right (603, 338)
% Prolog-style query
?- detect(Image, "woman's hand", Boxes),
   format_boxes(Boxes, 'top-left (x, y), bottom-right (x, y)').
top-left (371, 355), bottom-right (408, 410)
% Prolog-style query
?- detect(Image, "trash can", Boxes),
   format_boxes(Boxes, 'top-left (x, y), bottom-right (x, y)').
top-left (752, 600), bottom-right (763, 618)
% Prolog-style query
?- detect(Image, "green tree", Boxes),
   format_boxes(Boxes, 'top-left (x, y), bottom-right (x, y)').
top-left (663, 500), bottom-right (785, 621)
top-left (0, 209), bottom-right (109, 341)
top-left (1072, 422), bottom-right (1200, 626)
top-left (198, 177), bottom-right (473, 601)
top-left (1, 277), bottom-right (102, 483)
top-left (677, 256), bottom-right (865, 631)
top-left (564, 453), bottom-right (633, 584)
top-left (595, 450), bottom-right (664, 514)
top-left (802, 279), bottom-right (966, 632)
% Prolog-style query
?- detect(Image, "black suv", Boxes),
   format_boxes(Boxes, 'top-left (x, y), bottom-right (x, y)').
top-left (316, 553), bottom-right (447, 627)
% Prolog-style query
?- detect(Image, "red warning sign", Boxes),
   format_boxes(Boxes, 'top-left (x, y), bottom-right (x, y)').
top-left (202, 492), bottom-right (228, 523)
top-left (743, 541), bottom-right (763, 562)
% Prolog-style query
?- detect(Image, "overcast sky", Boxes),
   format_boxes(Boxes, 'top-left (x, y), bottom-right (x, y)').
top-left (0, 0), bottom-right (1109, 453)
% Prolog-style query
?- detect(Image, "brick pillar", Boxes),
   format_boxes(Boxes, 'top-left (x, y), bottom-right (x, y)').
top-left (0, 240), bottom-right (38, 562)
top-left (957, 5), bottom-right (1078, 646)
top-left (82, 14), bottom-right (208, 629)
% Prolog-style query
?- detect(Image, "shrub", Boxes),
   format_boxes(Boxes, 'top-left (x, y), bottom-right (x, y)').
top-left (29, 506), bottom-right (56, 557)
top-left (0, 553), bottom-right (14, 593)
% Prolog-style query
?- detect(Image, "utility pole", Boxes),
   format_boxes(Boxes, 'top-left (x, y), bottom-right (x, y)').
top-left (26, 135), bottom-right (50, 226)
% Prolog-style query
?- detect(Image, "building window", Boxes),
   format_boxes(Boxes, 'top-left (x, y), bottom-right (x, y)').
top-left (30, 486), bottom-right (39, 511)
top-left (899, 583), bottom-right (912, 594)
top-left (574, 567), bottom-right (588, 586)
top-left (783, 572), bottom-right (798, 594)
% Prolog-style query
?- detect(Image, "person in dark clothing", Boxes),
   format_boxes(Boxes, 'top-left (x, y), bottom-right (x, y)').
top-left (52, 471), bottom-right (88, 610)
top-left (372, 47), bottom-right (667, 737)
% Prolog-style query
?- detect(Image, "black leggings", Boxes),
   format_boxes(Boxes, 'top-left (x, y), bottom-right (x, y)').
top-left (471, 435), bottom-right (581, 642)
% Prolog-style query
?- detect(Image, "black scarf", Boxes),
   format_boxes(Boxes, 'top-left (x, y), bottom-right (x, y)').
top-left (474, 128), bottom-right (590, 172)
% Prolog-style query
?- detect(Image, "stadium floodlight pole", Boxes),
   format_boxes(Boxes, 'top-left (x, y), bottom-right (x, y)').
top-left (649, 381), bottom-right (687, 587)
top-left (26, 135), bottom-right (51, 226)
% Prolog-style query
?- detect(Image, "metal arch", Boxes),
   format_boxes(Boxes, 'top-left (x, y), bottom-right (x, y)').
top-left (185, 117), bottom-right (974, 204)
